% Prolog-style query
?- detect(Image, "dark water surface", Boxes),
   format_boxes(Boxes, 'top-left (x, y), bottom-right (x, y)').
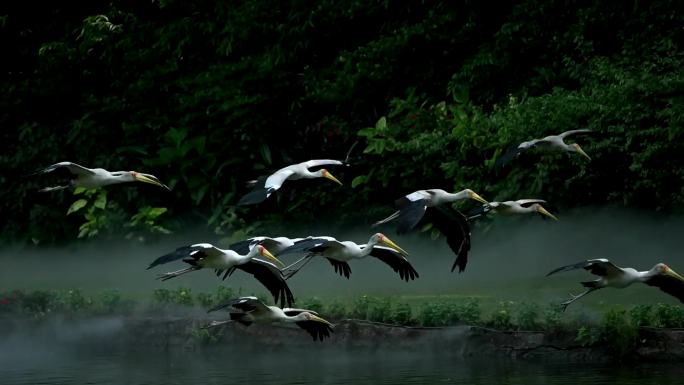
top-left (1, 346), bottom-right (681, 385)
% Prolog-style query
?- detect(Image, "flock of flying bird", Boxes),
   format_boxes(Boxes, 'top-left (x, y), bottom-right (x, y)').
top-left (33, 129), bottom-right (684, 341)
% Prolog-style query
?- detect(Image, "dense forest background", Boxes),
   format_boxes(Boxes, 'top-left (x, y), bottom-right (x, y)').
top-left (2, 0), bottom-right (683, 244)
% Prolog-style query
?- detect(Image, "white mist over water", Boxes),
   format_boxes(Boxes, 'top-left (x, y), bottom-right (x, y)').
top-left (1, 207), bottom-right (683, 306)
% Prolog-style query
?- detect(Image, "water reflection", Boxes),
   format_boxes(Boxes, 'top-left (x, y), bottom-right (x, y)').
top-left (1, 346), bottom-right (682, 385)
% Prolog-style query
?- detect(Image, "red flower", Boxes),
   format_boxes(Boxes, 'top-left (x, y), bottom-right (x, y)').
top-left (0, 298), bottom-right (9, 305)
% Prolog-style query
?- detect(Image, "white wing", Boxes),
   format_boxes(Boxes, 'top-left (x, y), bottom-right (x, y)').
top-left (558, 129), bottom-right (592, 139)
top-left (189, 243), bottom-right (225, 258)
top-left (303, 159), bottom-right (344, 168)
top-left (283, 308), bottom-right (319, 315)
top-left (405, 190), bottom-right (431, 202)
top-left (517, 139), bottom-right (543, 150)
top-left (41, 162), bottom-right (96, 176)
top-left (264, 168), bottom-right (297, 190)
top-left (514, 199), bottom-right (547, 205)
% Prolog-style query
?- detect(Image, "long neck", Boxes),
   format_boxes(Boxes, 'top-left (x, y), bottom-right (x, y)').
top-left (236, 248), bottom-right (259, 264)
top-left (442, 190), bottom-right (470, 203)
top-left (108, 172), bottom-right (134, 184)
top-left (282, 312), bottom-right (308, 323)
top-left (359, 238), bottom-right (377, 258)
top-left (302, 169), bottom-right (321, 179)
top-left (636, 268), bottom-right (656, 283)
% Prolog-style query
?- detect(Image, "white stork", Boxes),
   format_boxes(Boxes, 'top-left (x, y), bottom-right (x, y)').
top-left (547, 258), bottom-right (684, 311)
top-left (469, 199), bottom-right (558, 221)
top-left (237, 159), bottom-right (344, 205)
top-left (372, 189), bottom-right (487, 273)
top-left (147, 243), bottom-right (294, 307)
top-left (281, 233), bottom-right (418, 281)
top-left (206, 296), bottom-right (333, 341)
top-left (228, 236), bottom-right (309, 256)
top-left (33, 161), bottom-right (170, 191)
top-left (497, 129), bottom-right (593, 165)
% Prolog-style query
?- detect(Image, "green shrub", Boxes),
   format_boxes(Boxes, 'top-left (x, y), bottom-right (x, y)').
top-left (190, 327), bottom-right (220, 345)
top-left (653, 304), bottom-right (684, 328)
top-left (418, 301), bottom-right (451, 327)
top-left (629, 304), bottom-right (654, 328)
top-left (171, 287), bottom-right (194, 307)
top-left (299, 297), bottom-right (324, 314)
top-left (94, 289), bottom-right (131, 314)
top-left (153, 288), bottom-right (172, 305)
top-left (601, 308), bottom-right (637, 358)
top-left (489, 301), bottom-right (514, 330)
top-left (21, 290), bottom-right (55, 315)
top-left (367, 297), bottom-right (391, 322)
top-left (196, 292), bottom-right (214, 309)
top-left (214, 286), bottom-right (235, 305)
top-left (389, 302), bottom-right (413, 325)
top-left (542, 304), bottom-right (564, 330)
top-left (53, 289), bottom-right (92, 312)
top-left (516, 302), bottom-right (540, 330)
top-left (575, 325), bottom-right (600, 346)
top-left (325, 300), bottom-right (347, 319)
top-left (350, 295), bottom-right (370, 319)
top-left (455, 298), bottom-right (481, 325)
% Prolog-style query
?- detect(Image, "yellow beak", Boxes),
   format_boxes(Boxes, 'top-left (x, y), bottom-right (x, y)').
top-left (260, 247), bottom-right (285, 267)
top-left (575, 145), bottom-right (591, 161)
top-left (666, 267), bottom-right (684, 282)
top-left (323, 171), bottom-right (343, 186)
top-left (135, 173), bottom-right (171, 191)
top-left (309, 314), bottom-right (333, 326)
top-left (469, 191), bottom-right (488, 204)
top-left (381, 236), bottom-right (409, 257)
top-left (536, 205), bottom-right (559, 221)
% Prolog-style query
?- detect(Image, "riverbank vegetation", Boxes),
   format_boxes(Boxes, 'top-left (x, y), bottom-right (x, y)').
top-left (4, 287), bottom-right (683, 331)
top-left (3, 1), bottom-right (684, 244)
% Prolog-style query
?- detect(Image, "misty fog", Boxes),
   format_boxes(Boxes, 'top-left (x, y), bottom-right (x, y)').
top-left (2, 207), bottom-right (682, 308)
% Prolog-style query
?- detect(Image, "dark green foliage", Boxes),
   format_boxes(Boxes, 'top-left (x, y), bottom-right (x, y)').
top-left (388, 302), bottom-right (413, 325)
top-left (299, 297), bottom-right (324, 315)
top-left (20, 290), bottom-right (55, 315)
top-left (600, 308), bottom-right (638, 358)
top-left (542, 304), bottom-right (564, 331)
top-left (653, 304), bottom-right (684, 328)
top-left (213, 286), bottom-right (235, 306)
top-left (52, 288), bottom-right (92, 312)
top-left (575, 326), bottom-right (601, 347)
top-left (515, 302), bottom-right (541, 330)
top-left (489, 301), bottom-right (514, 330)
top-left (366, 297), bottom-right (391, 323)
top-left (3, 1), bottom-right (684, 243)
top-left (350, 295), bottom-right (370, 319)
top-left (629, 304), bottom-right (655, 328)
top-left (195, 292), bottom-right (214, 309)
top-left (325, 300), bottom-right (347, 320)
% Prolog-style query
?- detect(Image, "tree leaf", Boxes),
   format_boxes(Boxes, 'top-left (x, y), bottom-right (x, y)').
top-left (375, 116), bottom-right (387, 131)
top-left (67, 199), bottom-right (88, 215)
top-left (351, 175), bottom-right (368, 188)
top-left (93, 192), bottom-right (107, 209)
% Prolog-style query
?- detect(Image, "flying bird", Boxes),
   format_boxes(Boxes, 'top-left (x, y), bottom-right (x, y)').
top-left (237, 159), bottom-right (344, 205)
top-left (497, 129), bottom-right (593, 166)
top-left (147, 243), bottom-right (294, 307)
top-left (228, 236), bottom-right (310, 256)
top-left (33, 162), bottom-right (170, 192)
top-left (206, 296), bottom-right (333, 341)
top-left (469, 199), bottom-right (558, 221)
top-left (546, 258), bottom-right (684, 311)
top-left (281, 233), bottom-right (417, 281)
top-left (372, 189), bottom-right (487, 273)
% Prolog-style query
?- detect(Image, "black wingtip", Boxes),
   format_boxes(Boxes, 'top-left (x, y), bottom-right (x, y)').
top-left (237, 188), bottom-right (273, 206)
